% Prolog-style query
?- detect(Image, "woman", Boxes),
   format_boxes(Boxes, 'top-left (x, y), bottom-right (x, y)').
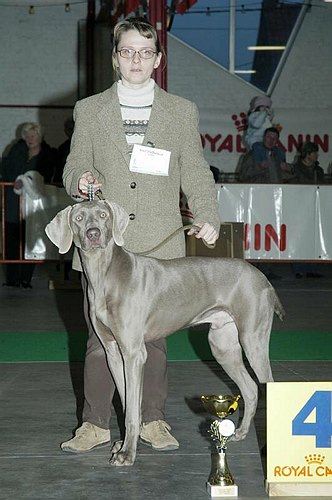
top-left (1, 122), bottom-right (56, 287)
top-left (61, 17), bottom-right (220, 453)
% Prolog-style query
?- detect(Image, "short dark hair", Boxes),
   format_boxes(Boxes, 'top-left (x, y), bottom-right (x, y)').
top-left (300, 142), bottom-right (319, 159)
top-left (264, 127), bottom-right (280, 138)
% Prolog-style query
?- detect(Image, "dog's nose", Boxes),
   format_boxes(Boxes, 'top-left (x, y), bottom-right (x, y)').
top-left (86, 227), bottom-right (101, 241)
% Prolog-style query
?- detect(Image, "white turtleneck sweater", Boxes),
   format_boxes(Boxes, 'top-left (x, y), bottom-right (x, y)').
top-left (117, 79), bottom-right (154, 150)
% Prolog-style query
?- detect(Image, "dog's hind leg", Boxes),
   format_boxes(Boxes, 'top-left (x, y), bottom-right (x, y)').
top-left (208, 312), bottom-right (258, 441)
top-left (239, 297), bottom-right (275, 385)
top-left (240, 327), bottom-right (274, 385)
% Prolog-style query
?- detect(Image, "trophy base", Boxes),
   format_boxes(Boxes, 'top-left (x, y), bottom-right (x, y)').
top-left (207, 482), bottom-right (238, 497)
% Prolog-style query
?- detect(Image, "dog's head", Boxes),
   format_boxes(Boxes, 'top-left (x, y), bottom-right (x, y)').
top-left (45, 200), bottom-right (129, 254)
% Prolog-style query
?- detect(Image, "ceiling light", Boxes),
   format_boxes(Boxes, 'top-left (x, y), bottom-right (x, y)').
top-left (248, 46), bottom-right (286, 51)
top-left (234, 70), bottom-right (256, 74)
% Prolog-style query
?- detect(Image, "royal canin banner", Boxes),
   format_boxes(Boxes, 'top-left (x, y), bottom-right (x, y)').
top-left (200, 109), bottom-right (331, 175)
top-left (217, 184), bottom-right (332, 261)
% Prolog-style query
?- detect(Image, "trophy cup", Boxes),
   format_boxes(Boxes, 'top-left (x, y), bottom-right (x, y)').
top-left (201, 394), bottom-right (241, 497)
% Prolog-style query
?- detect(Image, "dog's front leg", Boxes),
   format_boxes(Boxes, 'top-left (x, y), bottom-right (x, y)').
top-left (110, 343), bottom-right (147, 466)
top-left (103, 340), bottom-right (126, 455)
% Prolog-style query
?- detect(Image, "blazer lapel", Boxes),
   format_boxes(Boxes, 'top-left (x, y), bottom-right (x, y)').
top-left (143, 86), bottom-right (174, 148)
top-left (97, 85), bottom-right (130, 164)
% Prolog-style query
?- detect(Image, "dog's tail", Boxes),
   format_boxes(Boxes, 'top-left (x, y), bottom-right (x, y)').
top-left (274, 291), bottom-right (285, 321)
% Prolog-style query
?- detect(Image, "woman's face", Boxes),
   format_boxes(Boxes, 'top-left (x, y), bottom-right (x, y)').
top-left (24, 130), bottom-right (41, 149)
top-left (114, 30), bottom-right (162, 89)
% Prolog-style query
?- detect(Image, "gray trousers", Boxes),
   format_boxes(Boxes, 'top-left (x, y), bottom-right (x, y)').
top-left (81, 274), bottom-right (168, 430)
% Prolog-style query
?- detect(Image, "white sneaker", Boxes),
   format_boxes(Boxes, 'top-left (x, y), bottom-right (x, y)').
top-left (140, 420), bottom-right (179, 451)
top-left (60, 422), bottom-right (111, 453)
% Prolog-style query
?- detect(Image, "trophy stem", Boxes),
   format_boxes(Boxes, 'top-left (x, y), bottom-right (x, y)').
top-left (208, 449), bottom-right (234, 486)
top-left (201, 395), bottom-right (240, 497)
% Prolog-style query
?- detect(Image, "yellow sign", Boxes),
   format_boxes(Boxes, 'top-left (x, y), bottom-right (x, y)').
top-left (267, 382), bottom-right (332, 483)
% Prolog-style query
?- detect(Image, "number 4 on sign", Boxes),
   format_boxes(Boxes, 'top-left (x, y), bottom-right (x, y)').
top-left (292, 391), bottom-right (332, 448)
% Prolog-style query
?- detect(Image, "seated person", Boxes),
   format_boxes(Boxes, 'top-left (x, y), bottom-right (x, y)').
top-left (238, 127), bottom-right (293, 183)
top-left (291, 142), bottom-right (325, 184)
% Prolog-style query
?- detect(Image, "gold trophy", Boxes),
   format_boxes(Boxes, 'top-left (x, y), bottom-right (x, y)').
top-left (201, 394), bottom-right (241, 497)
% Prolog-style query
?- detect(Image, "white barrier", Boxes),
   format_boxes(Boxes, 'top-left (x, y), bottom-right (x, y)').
top-left (8, 181), bottom-right (332, 262)
top-left (218, 184), bottom-right (332, 261)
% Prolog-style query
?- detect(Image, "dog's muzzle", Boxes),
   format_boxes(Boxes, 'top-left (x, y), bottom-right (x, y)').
top-left (86, 227), bottom-right (102, 247)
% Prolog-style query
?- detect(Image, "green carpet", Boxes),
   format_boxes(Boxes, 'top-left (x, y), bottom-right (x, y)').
top-left (0, 329), bottom-right (332, 362)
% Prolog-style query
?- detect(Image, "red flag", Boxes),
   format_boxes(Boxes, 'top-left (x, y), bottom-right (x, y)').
top-left (111, 0), bottom-right (123, 23)
top-left (175, 0), bottom-right (197, 15)
top-left (125, 0), bottom-right (141, 16)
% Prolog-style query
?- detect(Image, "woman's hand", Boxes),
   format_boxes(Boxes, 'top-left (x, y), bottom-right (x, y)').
top-left (187, 222), bottom-right (219, 245)
top-left (78, 171), bottom-right (102, 197)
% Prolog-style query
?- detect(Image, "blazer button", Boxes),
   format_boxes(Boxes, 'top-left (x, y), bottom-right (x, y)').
top-left (129, 213), bottom-right (135, 220)
top-left (130, 182), bottom-right (136, 189)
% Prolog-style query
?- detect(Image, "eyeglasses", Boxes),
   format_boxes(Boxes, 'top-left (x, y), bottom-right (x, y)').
top-left (117, 48), bottom-right (157, 59)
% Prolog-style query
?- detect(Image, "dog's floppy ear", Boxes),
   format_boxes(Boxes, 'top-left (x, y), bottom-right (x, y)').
top-left (103, 200), bottom-right (129, 247)
top-left (45, 205), bottom-right (74, 254)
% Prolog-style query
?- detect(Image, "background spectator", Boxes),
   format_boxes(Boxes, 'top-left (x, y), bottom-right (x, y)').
top-left (238, 127), bottom-right (292, 183)
top-left (291, 142), bottom-right (325, 184)
top-left (0, 122), bottom-right (57, 287)
top-left (237, 126), bottom-right (293, 280)
top-left (290, 142), bottom-right (325, 278)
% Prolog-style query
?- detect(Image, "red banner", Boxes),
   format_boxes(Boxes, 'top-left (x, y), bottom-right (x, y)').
top-left (125, 0), bottom-right (141, 16)
top-left (175, 1), bottom-right (197, 15)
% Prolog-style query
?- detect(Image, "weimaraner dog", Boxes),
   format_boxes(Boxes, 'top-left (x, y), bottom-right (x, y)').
top-left (46, 199), bottom-right (284, 467)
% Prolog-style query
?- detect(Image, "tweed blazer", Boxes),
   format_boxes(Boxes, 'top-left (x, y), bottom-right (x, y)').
top-left (63, 82), bottom-right (220, 260)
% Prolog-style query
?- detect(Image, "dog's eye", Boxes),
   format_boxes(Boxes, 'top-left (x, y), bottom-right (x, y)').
top-left (76, 215), bottom-right (83, 221)
top-left (100, 212), bottom-right (107, 218)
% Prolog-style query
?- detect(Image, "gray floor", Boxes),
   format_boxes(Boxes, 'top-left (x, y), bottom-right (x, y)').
top-left (0, 262), bottom-right (332, 499)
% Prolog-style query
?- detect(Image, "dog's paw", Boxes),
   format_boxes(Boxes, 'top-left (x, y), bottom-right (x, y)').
top-left (110, 450), bottom-right (135, 466)
top-left (110, 440), bottom-right (136, 466)
top-left (232, 427), bottom-right (248, 441)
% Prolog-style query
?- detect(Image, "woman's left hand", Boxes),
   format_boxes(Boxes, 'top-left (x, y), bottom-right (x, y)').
top-left (188, 223), bottom-right (219, 245)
